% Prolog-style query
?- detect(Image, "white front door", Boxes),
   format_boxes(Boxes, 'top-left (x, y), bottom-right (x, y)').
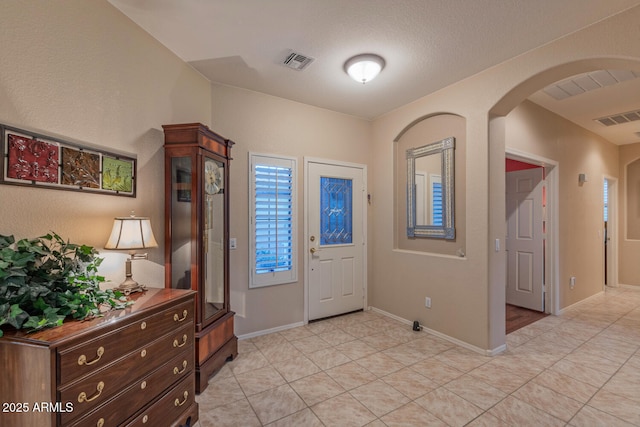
top-left (506, 168), bottom-right (545, 311)
top-left (307, 160), bottom-right (366, 320)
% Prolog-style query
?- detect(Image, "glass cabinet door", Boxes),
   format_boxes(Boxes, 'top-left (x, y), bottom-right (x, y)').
top-left (203, 157), bottom-right (225, 321)
top-left (170, 156), bottom-right (193, 291)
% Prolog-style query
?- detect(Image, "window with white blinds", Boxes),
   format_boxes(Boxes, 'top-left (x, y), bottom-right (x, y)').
top-left (249, 153), bottom-right (297, 288)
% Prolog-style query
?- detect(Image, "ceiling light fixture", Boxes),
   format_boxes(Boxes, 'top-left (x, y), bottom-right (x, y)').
top-left (344, 54), bottom-right (385, 84)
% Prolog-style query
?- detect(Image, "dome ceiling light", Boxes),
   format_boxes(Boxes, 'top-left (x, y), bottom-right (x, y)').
top-left (344, 54), bottom-right (385, 84)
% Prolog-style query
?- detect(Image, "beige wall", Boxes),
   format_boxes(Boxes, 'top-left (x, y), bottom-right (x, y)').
top-left (619, 143), bottom-right (640, 285)
top-left (0, 1), bottom-right (211, 286)
top-left (370, 6), bottom-right (640, 352)
top-left (395, 114), bottom-right (466, 255)
top-left (506, 101), bottom-right (619, 307)
top-left (209, 83), bottom-right (372, 336)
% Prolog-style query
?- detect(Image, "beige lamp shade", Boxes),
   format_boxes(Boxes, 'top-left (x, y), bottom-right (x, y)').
top-left (105, 216), bottom-right (158, 250)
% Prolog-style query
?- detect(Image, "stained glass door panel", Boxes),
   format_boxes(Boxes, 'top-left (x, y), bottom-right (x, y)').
top-left (320, 177), bottom-right (353, 245)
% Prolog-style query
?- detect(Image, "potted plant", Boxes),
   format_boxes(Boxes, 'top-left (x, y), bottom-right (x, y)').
top-left (0, 232), bottom-right (131, 337)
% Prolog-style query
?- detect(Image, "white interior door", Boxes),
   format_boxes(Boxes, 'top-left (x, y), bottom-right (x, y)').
top-left (307, 161), bottom-right (365, 320)
top-left (506, 168), bottom-right (545, 311)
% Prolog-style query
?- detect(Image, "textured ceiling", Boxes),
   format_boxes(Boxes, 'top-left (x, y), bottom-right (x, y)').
top-left (109, 0), bottom-right (640, 144)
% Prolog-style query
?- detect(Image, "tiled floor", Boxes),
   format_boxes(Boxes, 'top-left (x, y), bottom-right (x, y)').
top-left (194, 286), bottom-right (640, 426)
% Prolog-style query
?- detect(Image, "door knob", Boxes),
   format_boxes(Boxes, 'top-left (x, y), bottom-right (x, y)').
top-left (310, 247), bottom-right (317, 254)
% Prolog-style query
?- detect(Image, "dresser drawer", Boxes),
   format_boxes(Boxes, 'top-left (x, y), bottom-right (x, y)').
top-left (66, 349), bottom-right (194, 427)
top-left (59, 322), bottom-right (194, 424)
top-left (124, 374), bottom-right (196, 427)
top-left (58, 299), bottom-right (194, 386)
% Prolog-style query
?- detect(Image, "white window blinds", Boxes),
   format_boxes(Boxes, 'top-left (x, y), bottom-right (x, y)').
top-left (249, 153), bottom-right (297, 288)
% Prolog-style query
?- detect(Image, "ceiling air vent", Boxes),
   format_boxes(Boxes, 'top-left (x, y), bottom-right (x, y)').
top-left (282, 50), bottom-right (315, 71)
top-left (595, 109), bottom-right (640, 126)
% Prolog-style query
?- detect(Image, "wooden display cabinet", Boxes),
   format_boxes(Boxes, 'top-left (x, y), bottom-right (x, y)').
top-left (163, 123), bottom-right (237, 393)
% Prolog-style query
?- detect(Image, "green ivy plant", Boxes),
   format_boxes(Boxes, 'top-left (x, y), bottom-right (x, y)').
top-left (0, 232), bottom-right (131, 337)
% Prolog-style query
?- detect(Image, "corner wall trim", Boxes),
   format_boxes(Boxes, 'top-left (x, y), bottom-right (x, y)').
top-left (368, 306), bottom-right (505, 356)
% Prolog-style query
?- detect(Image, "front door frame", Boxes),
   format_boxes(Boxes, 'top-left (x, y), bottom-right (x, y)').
top-left (303, 157), bottom-right (368, 323)
top-left (506, 148), bottom-right (559, 315)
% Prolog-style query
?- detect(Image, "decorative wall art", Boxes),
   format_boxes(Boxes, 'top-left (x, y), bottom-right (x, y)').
top-left (1, 124), bottom-right (136, 197)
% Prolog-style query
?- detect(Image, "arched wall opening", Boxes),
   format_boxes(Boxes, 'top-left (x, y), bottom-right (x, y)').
top-left (394, 113), bottom-right (467, 256)
top-left (487, 57), bottom-right (640, 350)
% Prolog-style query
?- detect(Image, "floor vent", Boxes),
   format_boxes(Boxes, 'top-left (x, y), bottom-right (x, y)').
top-left (595, 109), bottom-right (640, 126)
top-left (282, 50), bottom-right (315, 71)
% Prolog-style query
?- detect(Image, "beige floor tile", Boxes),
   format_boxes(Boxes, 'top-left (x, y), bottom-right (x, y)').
top-left (290, 372), bottom-right (345, 406)
top-left (278, 326), bottom-right (314, 341)
top-left (349, 379), bottom-right (411, 417)
top-left (383, 343), bottom-right (430, 366)
top-left (354, 352), bottom-right (405, 377)
top-left (311, 393), bottom-right (377, 426)
top-left (550, 358), bottom-right (613, 388)
top-left (444, 374), bottom-right (507, 410)
top-left (434, 347), bottom-right (491, 372)
top-left (406, 336), bottom-right (454, 356)
top-left (326, 361), bottom-right (377, 390)
top-left (532, 370), bottom-right (599, 403)
top-left (198, 398), bottom-right (261, 427)
top-left (562, 348), bottom-right (623, 375)
top-left (381, 367), bottom-right (438, 399)
top-left (247, 384), bottom-right (307, 425)
top-left (317, 328), bottom-right (357, 346)
top-left (414, 387), bottom-right (484, 427)
top-left (193, 287), bottom-right (640, 427)
top-left (265, 408), bottom-right (324, 427)
top-left (271, 353), bottom-right (320, 382)
top-left (290, 335), bottom-right (331, 354)
top-left (380, 402), bottom-right (448, 427)
top-left (196, 374), bottom-right (246, 410)
top-left (468, 362), bottom-right (529, 393)
top-left (465, 412), bottom-right (511, 427)
top-left (227, 349), bottom-right (270, 375)
top-left (306, 347), bottom-right (352, 370)
top-left (410, 357), bottom-right (465, 385)
top-left (258, 340), bottom-right (304, 363)
top-left (588, 389), bottom-right (640, 425)
top-left (335, 339), bottom-right (378, 360)
top-left (235, 365), bottom-right (286, 396)
top-left (512, 381), bottom-right (583, 422)
top-left (488, 396), bottom-right (565, 427)
top-left (361, 332), bottom-right (405, 350)
top-left (569, 404), bottom-right (636, 427)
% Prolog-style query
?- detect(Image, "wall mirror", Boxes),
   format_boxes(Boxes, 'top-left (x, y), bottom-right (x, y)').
top-left (407, 136), bottom-right (455, 239)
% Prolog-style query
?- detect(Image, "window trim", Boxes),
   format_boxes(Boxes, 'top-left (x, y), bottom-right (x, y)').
top-left (249, 152), bottom-right (298, 288)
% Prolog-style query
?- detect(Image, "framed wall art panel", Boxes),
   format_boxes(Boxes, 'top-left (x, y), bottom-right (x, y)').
top-left (0, 124), bottom-right (136, 197)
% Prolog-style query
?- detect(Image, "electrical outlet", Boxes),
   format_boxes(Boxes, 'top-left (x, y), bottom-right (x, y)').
top-left (425, 297), bottom-right (432, 308)
top-left (570, 276), bottom-right (576, 289)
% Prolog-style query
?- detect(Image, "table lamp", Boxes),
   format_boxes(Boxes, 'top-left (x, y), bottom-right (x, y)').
top-left (104, 213), bottom-right (158, 294)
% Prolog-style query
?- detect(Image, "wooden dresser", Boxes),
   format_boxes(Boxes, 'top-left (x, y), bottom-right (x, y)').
top-left (0, 288), bottom-right (198, 427)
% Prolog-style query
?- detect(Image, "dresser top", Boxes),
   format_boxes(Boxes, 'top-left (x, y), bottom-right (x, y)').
top-left (0, 288), bottom-right (195, 346)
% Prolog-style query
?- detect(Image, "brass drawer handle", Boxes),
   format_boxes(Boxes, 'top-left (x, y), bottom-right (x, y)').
top-left (173, 360), bottom-right (188, 375)
top-left (174, 391), bottom-right (188, 407)
top-left (78, 381), bottom-right (105, 403)
top-left (173, 310), bottom-right (188, 322)
top-left (97, 418), bottom-right (105, 427)
top-left (78, 346), bottom-right (105, 366)
top-left (173, 334), bottom-right (188, 348)
top-left (142, 415), bottom-right (149, 424)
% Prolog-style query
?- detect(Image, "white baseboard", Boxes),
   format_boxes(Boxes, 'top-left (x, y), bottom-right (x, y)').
top-left (237, 321), bottom-right (305, 341)
top-left (369, 306), bottom-right (505, 357)
top-left (615, 283), bottom-right (640, 289)
top-left (556, 290), bottom-right (604, 316)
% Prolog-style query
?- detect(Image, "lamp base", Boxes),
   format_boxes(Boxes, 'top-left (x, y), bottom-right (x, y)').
top-left (113, 258), bottom-right (146, 295)
top-left (113, 278), bottom-right (146, 295)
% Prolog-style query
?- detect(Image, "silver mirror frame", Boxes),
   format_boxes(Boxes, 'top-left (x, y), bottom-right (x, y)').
top-left (407, 136), bottom-right (455, 239)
